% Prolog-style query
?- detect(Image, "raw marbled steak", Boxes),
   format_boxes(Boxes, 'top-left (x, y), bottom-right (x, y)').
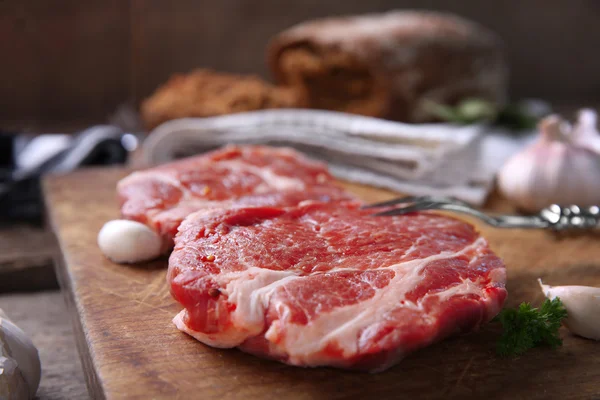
top-left (168, 201), bottom-right (506, 372)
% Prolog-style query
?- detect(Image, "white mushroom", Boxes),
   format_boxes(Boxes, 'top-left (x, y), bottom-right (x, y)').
top-left (539, 278), bottom-right (600, 340)
top-left (97, 219), bottom-right (163, 263)
top-left (0, 309), bottom-right (41, 400)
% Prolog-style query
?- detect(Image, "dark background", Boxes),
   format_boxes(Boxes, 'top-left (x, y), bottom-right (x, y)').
top-left (1, 0), bottom-right (600, 130)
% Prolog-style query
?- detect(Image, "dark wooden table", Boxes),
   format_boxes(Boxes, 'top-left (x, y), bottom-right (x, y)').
top-left (0, 223), bottom-right (90, 399)
top-left (0, 291), bottom-right (88, 399)
top-left (0, 225), bottom-right (58, 292)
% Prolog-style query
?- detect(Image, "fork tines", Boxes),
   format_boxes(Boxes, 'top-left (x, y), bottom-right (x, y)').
top-left (361, 195), bottom-right (432, 209)
top-left (364, 195), bottom-right (470, 210)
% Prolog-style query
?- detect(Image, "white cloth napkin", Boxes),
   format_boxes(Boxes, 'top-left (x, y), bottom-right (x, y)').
top-left (142, 109), bottom-right (534, 205)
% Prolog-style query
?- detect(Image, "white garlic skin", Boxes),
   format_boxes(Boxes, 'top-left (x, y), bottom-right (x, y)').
top-left (0, 311), bottom-right (42, 400)
top-left (497, 115), bottom-right (600, 212)
top-left (572, 109), bottom-right (600, 154)
top-left (98, 219), bottom-right (163, 264)
top-left (539, 279), bottom-right (600, 341)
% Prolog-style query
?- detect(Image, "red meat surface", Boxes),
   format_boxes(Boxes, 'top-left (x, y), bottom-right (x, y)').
top-left (168, 201), bottom-right (507, 372)
top-left (117, 145), bottom-right (353, 250)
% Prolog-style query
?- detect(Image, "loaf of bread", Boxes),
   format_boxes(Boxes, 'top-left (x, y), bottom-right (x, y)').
top-left (141, 69), bottom-right (305, 130)
top-left (268, 11), bottom-right (508, 122)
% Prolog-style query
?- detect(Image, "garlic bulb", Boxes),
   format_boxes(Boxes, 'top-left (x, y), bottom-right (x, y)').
top-left (0, 309), bottom-right (41, 400)
top-left (497, 113), bottom-right (600, 212)
top-left (98, 219), bottom-right (163, 263)
top-left (539, 279), bottom-right (600, 340)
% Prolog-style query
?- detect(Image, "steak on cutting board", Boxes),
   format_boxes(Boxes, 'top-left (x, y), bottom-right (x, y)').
top-left (117, 145), bottom-right (353, 250)
top-left (168, 200), bottom-right (507, 372)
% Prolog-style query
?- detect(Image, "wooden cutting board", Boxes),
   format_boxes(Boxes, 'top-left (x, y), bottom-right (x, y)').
top-left (43, 168), bottom-right (600, 400)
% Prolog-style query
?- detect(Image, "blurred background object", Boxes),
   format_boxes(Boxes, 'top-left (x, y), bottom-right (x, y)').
top-left (0, 126), bottom-right (134, 224)
top-left (267, 10), bottom-right (508, 123)
top-left (1, 0), bottom-right (600, 131)
top-left (140, 69), bottom-right (305, 130)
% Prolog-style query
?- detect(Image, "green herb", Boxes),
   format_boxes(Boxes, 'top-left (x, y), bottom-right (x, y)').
top-left (424, 98), bottom-right (498, 124)
top-left (424, 98), bottom-right (546, 131)
top-left (494, 298), bottom-right (567, 357)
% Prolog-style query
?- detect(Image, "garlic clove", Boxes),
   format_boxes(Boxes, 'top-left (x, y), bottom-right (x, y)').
top-left (0, 355), bottom-right (29, 400)
top-left (98, 219), bottom-right (163, 264)
top-left (572, 108), bottom-right (600, 154)
top-left (0, 309), bottom-right (41, 400)
top-left (538, 279), bottom-right (600, 340)
top-left (497, 114), bottom-right (600, 212)
top-left (538, 114), bottom-right (571, 143)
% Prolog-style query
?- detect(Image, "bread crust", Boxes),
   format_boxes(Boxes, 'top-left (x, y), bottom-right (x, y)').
top-left (268, 11), bottom-right (508, 122)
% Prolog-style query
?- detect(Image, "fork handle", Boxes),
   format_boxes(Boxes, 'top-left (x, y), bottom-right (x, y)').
top-left (540, 204), bottom-right (600, 230)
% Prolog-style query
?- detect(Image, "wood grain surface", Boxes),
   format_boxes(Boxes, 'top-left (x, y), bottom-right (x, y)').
top-left (43, 167), bottom-right (600, 400)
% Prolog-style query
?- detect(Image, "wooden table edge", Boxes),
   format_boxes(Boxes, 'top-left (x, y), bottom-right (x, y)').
top-left (43, 174), bottom-right (108, 400)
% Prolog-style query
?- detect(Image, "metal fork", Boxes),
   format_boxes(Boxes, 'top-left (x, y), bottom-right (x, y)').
top-left (364, 195), bottom-right (600, 230)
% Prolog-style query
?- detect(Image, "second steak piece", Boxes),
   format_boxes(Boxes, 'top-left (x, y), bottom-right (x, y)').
top-left (118, 145), bottom-right (353, 251)
top-left (168, 201), bottom-right (506, 372)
